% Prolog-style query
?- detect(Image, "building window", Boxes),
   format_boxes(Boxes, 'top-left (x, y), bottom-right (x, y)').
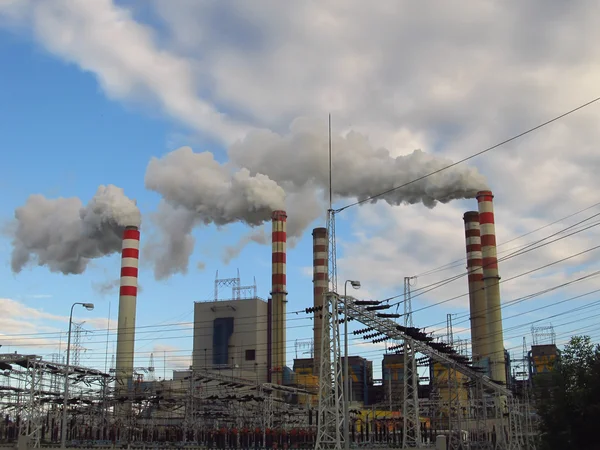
top-left (245, 349), bottom-right (256, 361)
top-left (213, 317), bottom-right (234, 365)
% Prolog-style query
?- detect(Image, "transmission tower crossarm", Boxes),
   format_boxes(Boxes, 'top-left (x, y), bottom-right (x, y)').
top-left (339, 296), bottom-right (512, 397)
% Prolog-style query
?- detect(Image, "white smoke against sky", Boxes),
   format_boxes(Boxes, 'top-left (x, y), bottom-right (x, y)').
top-left (8, 120), bottom-right (487, 280)
top-left (229, 118), bottom-right (488, 208)
top-left (143, 146), bottom-right (287, 279)
top-left (142, 119), bottom-right (487, 277)
top-left (10, 185), bottom-right (141, 275)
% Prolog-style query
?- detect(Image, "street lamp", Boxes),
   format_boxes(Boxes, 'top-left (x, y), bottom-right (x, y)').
top-left (344, 280), bottom-right (360, 450)
top-left (61, 302), bottom-right (94, 449)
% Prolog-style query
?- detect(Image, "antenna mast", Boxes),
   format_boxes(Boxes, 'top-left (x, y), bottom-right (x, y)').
top-left (315, 114), bottom-right (344, 450)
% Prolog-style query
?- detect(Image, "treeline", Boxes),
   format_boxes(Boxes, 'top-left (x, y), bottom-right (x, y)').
top-left (534, 335), bottom-right (600, 450)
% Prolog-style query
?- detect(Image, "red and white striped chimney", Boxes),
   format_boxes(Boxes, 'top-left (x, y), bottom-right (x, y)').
top-left (476, 190), bottom-right (507, 385)
top-left (463, 211), bottom-right (488, 363)
top-left (115, 226), bottom-right (140, 398)
top-left (312, 227), bottom-right (328, 376)
top-left (271, 210), bottom-right (287, 384)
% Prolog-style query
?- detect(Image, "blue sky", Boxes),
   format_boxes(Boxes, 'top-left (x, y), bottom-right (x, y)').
top-left (1, 0), bottom-right (600, 381)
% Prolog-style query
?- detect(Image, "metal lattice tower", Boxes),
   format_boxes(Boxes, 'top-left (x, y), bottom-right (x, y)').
top-left (522, 337), bottom-right (536, 450)
top-left (72, 321), bottom-right (86, 367)
top-left (233, 276), bottom-right (258, 300)
top-left (315, 292), bottom-right (344, 450)
top-left (20, 357), bottom-right (43, 448)
top-left (340, 296), bottom-right (516, 449)
top-left (473, 379), bottom-right (493, 450)
top-left (147, 353), bottom-right (156, 382)
top-left (327, 210), bottom-right (338, 294)
top-left (214, 269), bottom-right (241, 301)
top-left (402, 276), bottom-right (420, 447)
top-left (531, 325), bottom-right (555, 345)
top-left (508, 395), bottom-right (524, 450)
top-left (447, 363), bottom-right (464, 450)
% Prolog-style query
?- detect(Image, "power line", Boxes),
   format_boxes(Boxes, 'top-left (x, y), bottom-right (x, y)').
top-left (425, 270), bottom-right (600, 333)
top-left (5, 226), bottom-right (599, 349)
top-left (415, 199), bottom-right (600, 278)
top-left (406, 213), bottom-right (600, 300)
top-left (386, 224), bottom-right (600, 311)
top-left (336, 96), bottom-right (600, 212)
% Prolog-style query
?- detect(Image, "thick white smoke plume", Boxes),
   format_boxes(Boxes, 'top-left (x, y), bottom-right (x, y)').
top-left (144, 146), bottom-right (286, 279)
top-left (144, 119), bottom-right (487, 277)
top-left (145, 147), bottom-right (285, 225)
top-left (10, 185), bottom-right (141, 275)
top-left (229, 118), bottom-right (488, 208)
top-left (9, 119), bottom-right (487, 279)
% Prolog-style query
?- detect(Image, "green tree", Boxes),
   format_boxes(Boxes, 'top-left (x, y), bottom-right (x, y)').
top-left (535, 335), bottom-right (600, 450)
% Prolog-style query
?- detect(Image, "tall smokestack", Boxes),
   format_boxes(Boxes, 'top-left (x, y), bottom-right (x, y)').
top-left (115, 226), bottom-right (140, 403)
top-left (271, 210), bottom-right (287, 385)
top-left (312, 227), bottom-right (328, 376)
top-left (476, 191), bottom-right (507, 385)
top-left (463, 212), bottom-right (489, 364)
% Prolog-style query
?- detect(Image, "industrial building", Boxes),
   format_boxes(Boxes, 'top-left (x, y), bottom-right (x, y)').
top-left (192, 297), bottom-right (270, 384)
top-left (293, 356), bottom-right (372, 405)
top-left (0, 191), bottom-right (543, 449)
top-left (529, 343), bottom-right (559, 380)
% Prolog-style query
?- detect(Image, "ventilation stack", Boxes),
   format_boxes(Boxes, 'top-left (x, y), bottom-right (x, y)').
top-left (115, 226), bottom-right (140, 407)
top-left (271, 210), bottom-right (288, 385)
top-left (463, 212), bottom-right (489, 365)
top-left (312, 227), bottom-right (328, 376)
top-left (476, 190), bottom-right (507, 385)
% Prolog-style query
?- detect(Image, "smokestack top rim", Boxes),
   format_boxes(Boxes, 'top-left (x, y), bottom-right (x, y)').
top-left (476, 190), bottom-right (494, 199)
top-left (124, 225), bottom-right (139, 230)
top-left (463, 211), bottom-right (480, 220)
top-left (312, 227), bottom-right (327, 236)
top-left (272, 210), bottom-right (287, 220)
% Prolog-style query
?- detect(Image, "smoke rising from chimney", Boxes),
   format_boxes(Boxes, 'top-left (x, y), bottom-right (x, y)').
top-left (10, 185), bottom-right (141, 274)
top-left (143, 146), bottom-right (286, 278)
top-left (9, 119), bottom-right (488, 279)
top-left (229, 118), bottom-right (488, 207)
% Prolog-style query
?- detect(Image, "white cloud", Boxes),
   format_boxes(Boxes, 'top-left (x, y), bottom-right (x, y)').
top-left (0, 298), bottom-right (118, 355)
top-left (0, 0), bottom-right (248, 145)
top-left (3, 0), bottom-right (600, 345)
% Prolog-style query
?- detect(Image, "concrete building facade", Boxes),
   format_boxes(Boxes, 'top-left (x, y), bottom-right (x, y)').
top-left (192, 298), bottom-right (269, 384)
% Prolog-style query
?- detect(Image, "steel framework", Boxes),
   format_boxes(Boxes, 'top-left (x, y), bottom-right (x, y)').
top-left (315, 292), bottom-right (345, 450)
top-left (402, 277), bottom-right (420, 447)
top-left (338, 297), bottom-right (527, 450)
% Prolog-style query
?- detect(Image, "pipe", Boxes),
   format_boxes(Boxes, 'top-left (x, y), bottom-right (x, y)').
top-left (476, 191), bottom-right (507, 385)
top-left (312, 227), bottom-right (328, 376)
top-left (271, 210), bottom-right (287, 385)
top-left (115, 226), bottom-right (140, 407)
top-left (463, 211), bottom-right (489, 364)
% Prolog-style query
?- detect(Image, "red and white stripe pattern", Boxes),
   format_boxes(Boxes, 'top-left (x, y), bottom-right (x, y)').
top-left (271, 210), bottom-right (287, 294)
top-left (312, 227), bottom-right (328, 375)
top-left (476, 190), bottom-right (506, 384)
top-left (271, 211), bottom-right (287, 382)
top-left (463, 211), bottom-right (484, 284)
top-left (115, 226), bottom-right (140, 395)
top-left (476, 191), bottom-right (499, 276)
top-left (120, 226), bottom-right (140, 298)
top-left (463, 211), bottom-right (487, 361)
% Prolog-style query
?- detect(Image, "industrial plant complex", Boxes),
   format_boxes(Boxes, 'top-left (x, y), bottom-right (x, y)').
top-left (0, 190), bottom-right (559, 450)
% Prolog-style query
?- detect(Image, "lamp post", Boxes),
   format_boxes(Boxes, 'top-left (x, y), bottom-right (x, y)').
top-left (61, 302), bottom-right (94, 449)
top-left (344, 280), bottom-right (360, 450)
